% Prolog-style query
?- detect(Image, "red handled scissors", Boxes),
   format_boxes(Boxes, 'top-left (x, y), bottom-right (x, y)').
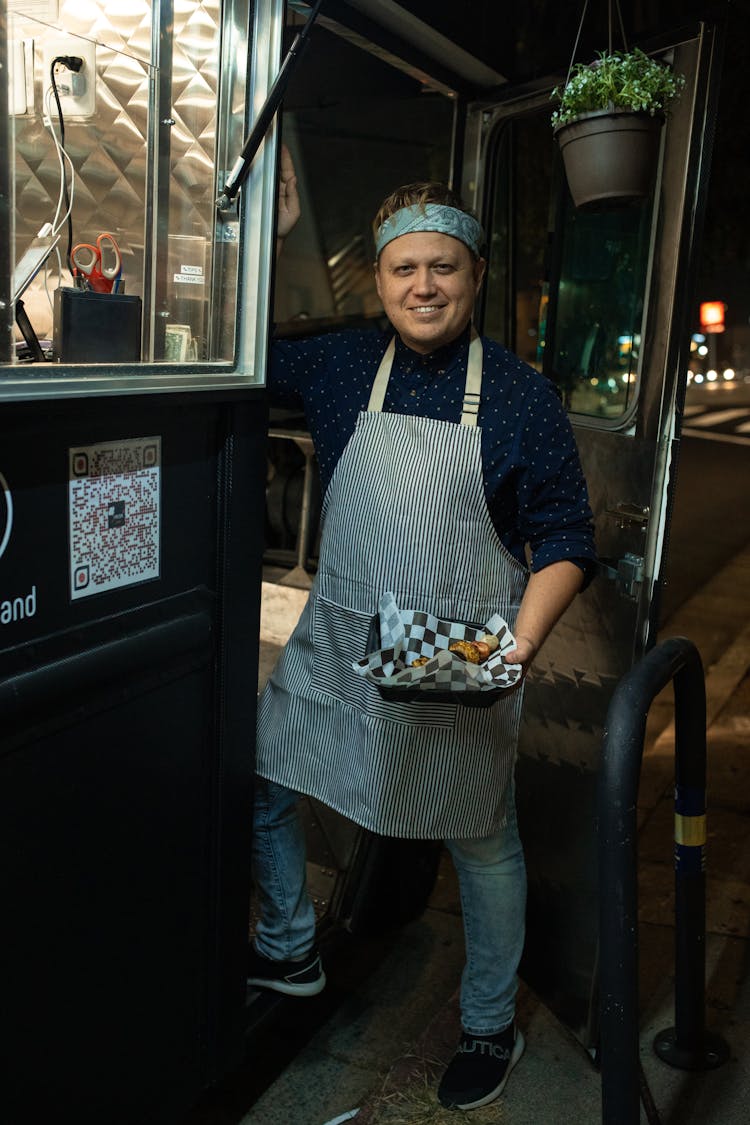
top-left (72, 232), bottom-right (123, 293)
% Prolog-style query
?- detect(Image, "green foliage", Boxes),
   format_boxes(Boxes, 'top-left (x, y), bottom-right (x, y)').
top-left (551, 48), bottom-right (685, 129)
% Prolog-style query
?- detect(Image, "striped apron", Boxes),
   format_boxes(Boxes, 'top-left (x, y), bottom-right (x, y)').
top-left (256, 333), bottom-right (529, 839)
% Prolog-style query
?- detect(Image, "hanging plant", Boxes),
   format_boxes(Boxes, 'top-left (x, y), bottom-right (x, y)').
top-left (551, 49), bottom-right (685, 209)
top-left (551, 48), bottom-right (685, 130)
top-left (550, 20), bottom-right (686, 210)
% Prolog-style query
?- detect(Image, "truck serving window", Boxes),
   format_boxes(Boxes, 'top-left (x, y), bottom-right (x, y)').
top-left (2, 0), bottom-right (276, 395)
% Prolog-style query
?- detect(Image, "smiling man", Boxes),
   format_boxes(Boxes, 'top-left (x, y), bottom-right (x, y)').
top-left (374, 225), bottom-right (485, 353)
top-left (249, 153), bottom-right (596, 1112)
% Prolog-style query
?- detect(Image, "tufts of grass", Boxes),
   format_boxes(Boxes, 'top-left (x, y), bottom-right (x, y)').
top-left (364, 1051), bottom-right (504, 1124)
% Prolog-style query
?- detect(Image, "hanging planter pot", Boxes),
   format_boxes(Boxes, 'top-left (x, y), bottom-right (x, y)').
top-left (554, 107), bottom-right (664, 208)
top-left (550, 39), bottom-right (685, 210)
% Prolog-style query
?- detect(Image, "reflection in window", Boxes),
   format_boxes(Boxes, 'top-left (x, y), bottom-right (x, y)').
top-left (550, 201), bottom-right (651, 417)
top-left (483, 107), bottom-right (654, 420)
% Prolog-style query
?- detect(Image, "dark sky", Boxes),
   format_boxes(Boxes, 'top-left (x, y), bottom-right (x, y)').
top-left (693, 2), bottom-right (750, 316)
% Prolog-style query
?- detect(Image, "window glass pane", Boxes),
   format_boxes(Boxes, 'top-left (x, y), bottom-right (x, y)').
top-left (483, 105), bottom-right (654, 420)
top-left (5, 0), bottom-right (248, 371)
top-left (550, 200), bottom-right (651, 417)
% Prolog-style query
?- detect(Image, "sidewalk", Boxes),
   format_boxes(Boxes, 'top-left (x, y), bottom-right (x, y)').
top-left (244, 546), bottom-right (750, 1125)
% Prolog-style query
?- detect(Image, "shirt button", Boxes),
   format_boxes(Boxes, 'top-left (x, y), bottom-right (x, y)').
top-left (410, 389), bottom-right (417, 396)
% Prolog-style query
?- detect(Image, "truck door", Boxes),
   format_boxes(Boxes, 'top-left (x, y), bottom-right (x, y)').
top-left (464, 24), bottom-right (722, 1044)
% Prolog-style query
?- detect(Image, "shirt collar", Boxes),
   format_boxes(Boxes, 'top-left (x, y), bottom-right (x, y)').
top-left (393, 325), bottom-right (471, 371)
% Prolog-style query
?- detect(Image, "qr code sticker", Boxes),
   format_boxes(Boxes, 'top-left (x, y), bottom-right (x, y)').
top-left (69, 437), bottom-right (161, 600)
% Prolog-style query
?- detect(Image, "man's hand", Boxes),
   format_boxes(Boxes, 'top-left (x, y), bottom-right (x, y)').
top-left (277, 143), bottom-right (300, 243)
top-left (503, 560), bottom-right (585, 679)
top-left (503, 633), bottom-right (538, 679)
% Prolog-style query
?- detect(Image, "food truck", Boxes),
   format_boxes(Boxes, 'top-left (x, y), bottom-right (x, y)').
top-left (0, 1), bottom-right (724, 1120)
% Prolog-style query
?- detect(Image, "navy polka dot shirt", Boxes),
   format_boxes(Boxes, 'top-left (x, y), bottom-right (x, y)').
top-left (270, 326), bottom-right (597, 582)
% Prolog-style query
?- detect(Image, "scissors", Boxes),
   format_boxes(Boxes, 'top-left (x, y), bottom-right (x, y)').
top-left (72, 232), bottom-right (123, 293)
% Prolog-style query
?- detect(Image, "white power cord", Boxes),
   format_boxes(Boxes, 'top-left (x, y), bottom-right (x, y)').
top-left (320, 1112), bottom-right (360, 1125)
top-left (42, 85), bottom-right (76, 238)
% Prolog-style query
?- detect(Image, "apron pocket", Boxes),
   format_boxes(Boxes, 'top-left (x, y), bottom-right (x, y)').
top-left (310, 594), bottom-right (457, 730)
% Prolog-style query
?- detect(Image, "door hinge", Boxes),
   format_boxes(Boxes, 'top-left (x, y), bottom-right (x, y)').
top-left (599, 552), bottom-right (645, 600)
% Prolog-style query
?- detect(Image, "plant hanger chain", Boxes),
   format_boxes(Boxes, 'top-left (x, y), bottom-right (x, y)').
top-left (564, 0), bottom-right (630, 89)
top-left (609, 0), bottom-right (629, 53)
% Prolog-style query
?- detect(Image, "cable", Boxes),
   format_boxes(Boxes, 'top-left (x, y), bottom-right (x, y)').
top-left (48, 56), bottom-right (81, 276)
top-left (42, 84), bottom-right (76, 294)
top-left (49, 60), bottom-right (71, 269)
top-left (44, 87), bottom-right (75, 236)
top-left (45, 86), bottom-right (67, 233)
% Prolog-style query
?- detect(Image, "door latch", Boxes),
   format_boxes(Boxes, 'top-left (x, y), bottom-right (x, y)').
top-left (604, 502), bottom-right (650, 530)
top-left (599, 552), bottom-right (645, 600)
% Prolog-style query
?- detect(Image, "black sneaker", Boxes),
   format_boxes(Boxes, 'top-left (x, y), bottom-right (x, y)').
top-left (437, 1023), bottom-right (525, 1110)
top-left (247, 945), bottom-right (326, 997)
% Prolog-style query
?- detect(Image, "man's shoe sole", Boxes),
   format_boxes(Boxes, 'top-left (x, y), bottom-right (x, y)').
top-left (247, 952), bottom-right (327, 997)
top-left (247, 969), bottom-right (326, 997)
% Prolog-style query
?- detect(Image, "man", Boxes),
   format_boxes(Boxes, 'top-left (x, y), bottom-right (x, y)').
top-left (248, 147), bottom-right (596, 1111)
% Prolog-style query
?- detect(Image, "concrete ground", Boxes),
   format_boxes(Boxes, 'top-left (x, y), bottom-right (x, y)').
top-left (236, 545), bottom-right (750, 1125)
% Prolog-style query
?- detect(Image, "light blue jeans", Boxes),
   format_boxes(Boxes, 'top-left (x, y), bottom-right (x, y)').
top-left (251, 777), bottom-right (526, 1036)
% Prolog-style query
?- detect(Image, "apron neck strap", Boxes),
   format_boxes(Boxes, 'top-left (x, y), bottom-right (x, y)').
top-left (368, 338), bottom-right (395, 413)
top-left (461, 329), bottom-right (483, 427)
top-left (367, 328), bottom-right (484, 427)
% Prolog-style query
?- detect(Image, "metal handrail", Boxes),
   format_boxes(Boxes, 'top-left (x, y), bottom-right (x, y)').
top-left (597, 636), bottom-right (729, 1125)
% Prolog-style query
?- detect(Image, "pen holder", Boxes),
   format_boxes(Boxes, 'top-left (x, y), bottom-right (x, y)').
top-left (53, 286), bottom-right (142, 363)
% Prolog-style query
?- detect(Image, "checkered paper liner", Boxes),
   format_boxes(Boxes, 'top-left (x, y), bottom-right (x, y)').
top-left (352, 592), bottom-right (522, 695)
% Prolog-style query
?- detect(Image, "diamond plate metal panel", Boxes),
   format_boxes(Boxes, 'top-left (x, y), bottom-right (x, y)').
top-left (11, 2), bottom-right (153, 345)
top-left (9, 0), bottom-right (245, 361)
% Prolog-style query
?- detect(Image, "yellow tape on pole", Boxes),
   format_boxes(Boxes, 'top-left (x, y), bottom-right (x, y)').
top-left (675, 813), bottom-right (706, 847)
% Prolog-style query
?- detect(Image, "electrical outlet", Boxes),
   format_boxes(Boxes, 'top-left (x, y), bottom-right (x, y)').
top-left (41, 35), bottom-right (96, 119)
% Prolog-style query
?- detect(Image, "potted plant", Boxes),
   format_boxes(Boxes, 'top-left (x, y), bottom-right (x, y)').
top-left (551, 47), bottom-right (685, 208)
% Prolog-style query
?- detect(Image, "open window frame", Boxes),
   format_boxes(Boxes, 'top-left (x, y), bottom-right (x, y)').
top-left (0, 0), bottom-right (283, 401)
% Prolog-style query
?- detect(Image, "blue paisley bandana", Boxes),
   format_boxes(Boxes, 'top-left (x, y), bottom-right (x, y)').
top-left (375, 203), bottom-right (484, 258)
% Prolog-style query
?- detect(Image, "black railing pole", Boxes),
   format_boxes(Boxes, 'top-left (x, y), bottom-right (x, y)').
top-left (598, 637), bottom-right (729, 1125)
top-left (599, 651), bottom-right (655, 1125)
top-left (653, 649), bottom-right (730, 1070)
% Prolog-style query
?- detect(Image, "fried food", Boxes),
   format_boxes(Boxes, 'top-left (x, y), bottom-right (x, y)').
top-left (449, 633), bottom-right (501, 664)
top-left (411, 632), bottom-right (501, 670)
top-left (449, 640), bottom-right (482, 664)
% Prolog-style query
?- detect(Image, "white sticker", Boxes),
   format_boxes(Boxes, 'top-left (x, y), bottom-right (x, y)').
top-left (180, 264), bottom-right (203, 275)
top-left (69, 437), bottom-right (161, 599)
top-left (173, 273), bottom-right (204, 285)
